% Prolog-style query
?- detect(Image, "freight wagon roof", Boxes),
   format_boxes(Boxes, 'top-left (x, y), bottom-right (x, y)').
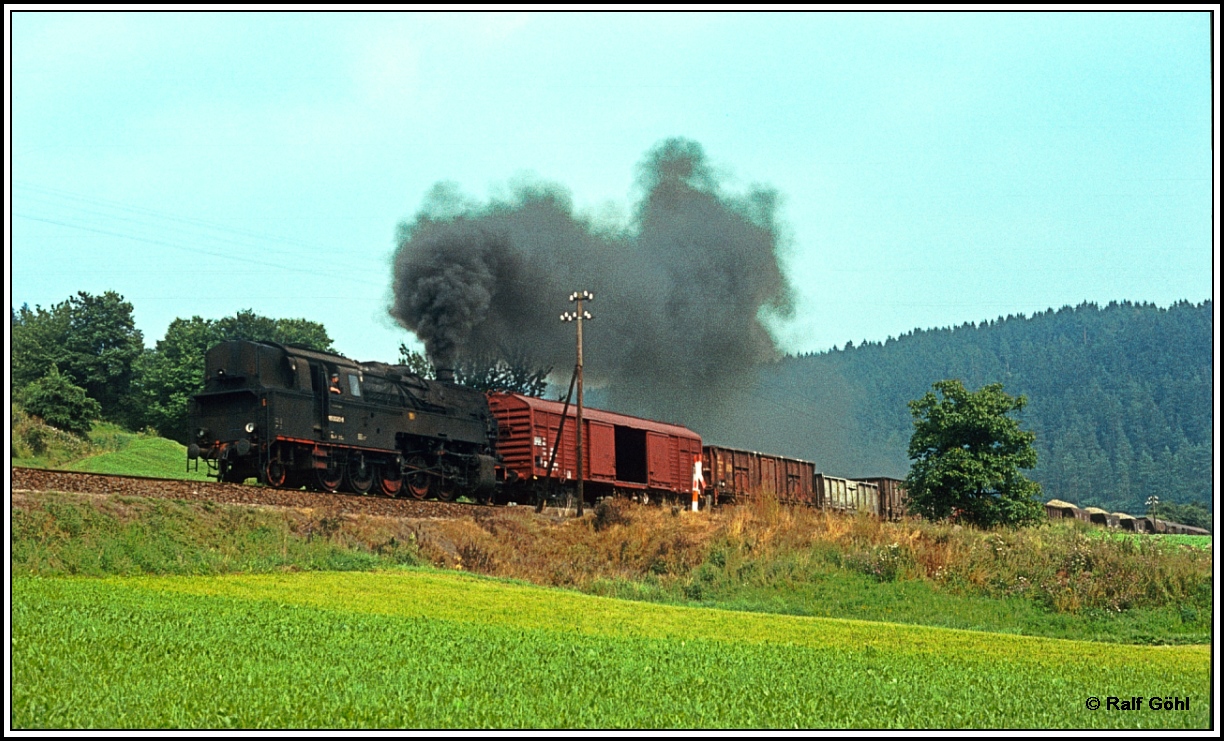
top-left (702, 443), bottom-right (816, 465)
top-left (488, 393), bottom-right (701, 441)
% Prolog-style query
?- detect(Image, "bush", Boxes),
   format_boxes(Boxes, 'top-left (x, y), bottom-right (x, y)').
top-left (19, 365), bottom-right (101, 437)
top-left (11, 405), bottom-right (98, 464)
top-left (592, 498), bottom-right (633, 531)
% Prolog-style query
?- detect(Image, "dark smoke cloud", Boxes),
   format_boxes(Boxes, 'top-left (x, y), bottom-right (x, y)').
top-left (390, 138), bottom-right (794, 430)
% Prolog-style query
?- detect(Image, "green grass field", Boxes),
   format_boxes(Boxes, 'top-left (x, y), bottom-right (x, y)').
top-left (12, 571), bottom-right (1210, 729)
top-left (594, 566), bottom-right (1212, 646)
top-left (1084, 528), bottom-right (1213, 550)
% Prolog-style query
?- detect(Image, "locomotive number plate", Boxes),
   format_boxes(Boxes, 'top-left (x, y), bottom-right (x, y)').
top-left (328, 415), bottom-right (345, 423)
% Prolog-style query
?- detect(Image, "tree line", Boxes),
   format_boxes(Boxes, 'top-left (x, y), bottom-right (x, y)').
top-left (12, 292), bottom-right (335, 443)
top-left (766, 299), bottom-right (1212, 518)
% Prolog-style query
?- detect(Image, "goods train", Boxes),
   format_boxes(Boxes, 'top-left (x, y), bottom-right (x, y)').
top-left (187, 339), bottom-right (906, 516)
top-left (186, 340), bottom-right (1208, 534)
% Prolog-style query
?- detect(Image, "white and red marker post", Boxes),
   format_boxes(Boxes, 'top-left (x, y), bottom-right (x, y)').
top-left (692, 455), bottom-right (705, 512)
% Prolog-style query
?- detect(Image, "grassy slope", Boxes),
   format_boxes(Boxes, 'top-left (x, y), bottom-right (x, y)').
top-left (64, 434), bottom-right (213, 480)
top-left (11, 490), bottom-right (1212, 646)
top-left (12, 572), bottom-right (1210, 729)
top-left (12, 416), bottom-right (213, 481)
top-left (594, 565), bottom-right (1212, 646)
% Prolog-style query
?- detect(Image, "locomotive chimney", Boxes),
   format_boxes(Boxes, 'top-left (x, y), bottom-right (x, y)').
top-left (436, 367), bottom-right (455, 383)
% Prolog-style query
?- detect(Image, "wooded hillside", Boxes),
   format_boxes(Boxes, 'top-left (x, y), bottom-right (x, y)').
top-left (702, 300), bottom-right (1212, 516)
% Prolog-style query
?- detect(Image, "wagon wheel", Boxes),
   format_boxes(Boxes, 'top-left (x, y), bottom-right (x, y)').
top-left (347, 460), bottom-right (374, 495)
top-left (263, 459), bottom-right (288, 488)
top-left (316, 466), bottom-right (343, 493)
top-left (377, 465), bottom-right (403, 497)
top-left (405, 455), bottom-right (434, 500)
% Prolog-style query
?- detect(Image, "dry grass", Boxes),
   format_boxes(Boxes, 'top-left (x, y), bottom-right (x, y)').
top-left (394, 494), bottom-right (1210, 615)
top-left (13, 487), bottom-right (1210, 618)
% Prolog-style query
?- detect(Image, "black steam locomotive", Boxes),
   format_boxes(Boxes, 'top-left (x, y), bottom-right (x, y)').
top-left (187, 340), bottom-right (498, 500)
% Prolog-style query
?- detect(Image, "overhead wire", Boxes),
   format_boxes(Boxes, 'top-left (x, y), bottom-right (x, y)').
top-left (14, 212), bottom-right (384, 286)
top-left (13, 181), bottom-right (394, 281)
top-left (15, 180), bottom-right (391, 264)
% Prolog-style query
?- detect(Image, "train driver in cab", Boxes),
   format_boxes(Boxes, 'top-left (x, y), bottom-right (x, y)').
top-left (329, 373), bottom-right (343, 395)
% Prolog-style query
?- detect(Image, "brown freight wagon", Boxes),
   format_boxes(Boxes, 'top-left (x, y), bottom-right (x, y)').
top-left (856, 477), bottom-right (909, 520)
top-left (1046, 499), bottom-right (1075, 519)
top-left (1045, 499), bottom-right (1086, 522)
top-left (488, 392), bottom-right (702, 505)
top-left (702, 445), bottom-right (816, 506)
top-left (1082, 506), bottom-right (1119, 528)
top-left (815, 474), bottom-right (880, 516)
top-left (1135, 517), bottom-right (1169, 534)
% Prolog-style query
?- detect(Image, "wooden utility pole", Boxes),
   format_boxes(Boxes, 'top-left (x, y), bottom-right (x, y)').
top-left (561, 291), bottom-right (593, 516)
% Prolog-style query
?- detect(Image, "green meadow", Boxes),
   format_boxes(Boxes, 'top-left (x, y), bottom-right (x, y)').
top-left (12, 571), bottom-right (1210, 729)
top-left (9, 458), bottom-right (1212, 729)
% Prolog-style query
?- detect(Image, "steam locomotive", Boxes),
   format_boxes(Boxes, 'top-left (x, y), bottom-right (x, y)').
top-left (187, 341), bottom-right (498, 500)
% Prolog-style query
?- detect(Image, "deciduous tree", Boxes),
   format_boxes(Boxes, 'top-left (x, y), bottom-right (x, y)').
top-left (904, 379), bottom-right (1044, 527)
top-left (12, 292), bottom-right (143, 425)
top-left (398, 344), bottom-right (552, 396)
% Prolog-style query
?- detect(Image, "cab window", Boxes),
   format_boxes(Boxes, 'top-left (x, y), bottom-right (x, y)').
top-left (347, 374), bottom-right (362, 397)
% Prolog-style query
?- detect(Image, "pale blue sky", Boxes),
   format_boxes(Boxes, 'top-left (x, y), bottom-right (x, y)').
top-left (8, 10), bottom-right (1216, 363)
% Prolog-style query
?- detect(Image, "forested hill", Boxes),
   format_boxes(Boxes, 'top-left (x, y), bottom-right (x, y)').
top-left (702, 300), bottom-right (1213, 516)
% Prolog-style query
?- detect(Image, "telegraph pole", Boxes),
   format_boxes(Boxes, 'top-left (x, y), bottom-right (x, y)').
top-left (561, 291), bottom-right (593, 516)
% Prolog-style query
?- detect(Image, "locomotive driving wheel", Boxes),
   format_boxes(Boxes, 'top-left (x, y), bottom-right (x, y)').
top-left (347, 459), bottom-right (374, 495)
top-left (316, 466), bottom-right (343, 493)
top-left (405, 455), bottom-right (434, 500)
top-left (262, 459), bottom-right (287, 488)
top-left (377, 465), bottom-right (403, 497)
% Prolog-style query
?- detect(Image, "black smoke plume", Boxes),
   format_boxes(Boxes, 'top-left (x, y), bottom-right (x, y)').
top-left (390, 138), bottom-right (794, 430)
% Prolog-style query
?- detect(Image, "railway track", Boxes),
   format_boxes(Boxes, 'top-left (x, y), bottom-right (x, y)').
top-left (10, 466), bottom-right (493, 519)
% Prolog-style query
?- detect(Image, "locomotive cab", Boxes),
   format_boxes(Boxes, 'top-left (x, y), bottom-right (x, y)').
top-left (188, 341), bottom-right (301, 483)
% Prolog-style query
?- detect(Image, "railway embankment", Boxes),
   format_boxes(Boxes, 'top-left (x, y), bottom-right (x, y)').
top-left (11, 474), bottom-right (1211, 646)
